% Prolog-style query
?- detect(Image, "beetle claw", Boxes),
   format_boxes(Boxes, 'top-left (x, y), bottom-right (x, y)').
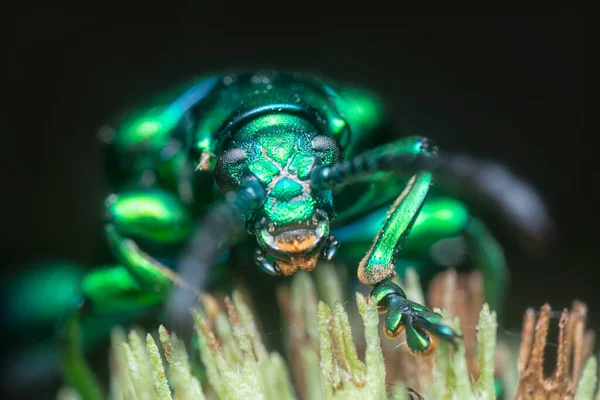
top-left (322, 234), bottom-right (339, 261)
top-left (371, 280), bottom-right (460, 355)
top-left (253, 248), bottom-right (281, 275)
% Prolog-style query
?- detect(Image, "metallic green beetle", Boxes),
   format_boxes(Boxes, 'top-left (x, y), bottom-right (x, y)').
top-left (20, 70), bottom-right (553, 399)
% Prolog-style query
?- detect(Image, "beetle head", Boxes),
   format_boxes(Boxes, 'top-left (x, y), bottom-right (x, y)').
top-left (213, 115), bottom-right (342, 275)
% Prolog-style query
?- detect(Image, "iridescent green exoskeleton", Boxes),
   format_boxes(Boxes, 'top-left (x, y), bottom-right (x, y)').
top-left (5, 71), bottom-right (554, 399)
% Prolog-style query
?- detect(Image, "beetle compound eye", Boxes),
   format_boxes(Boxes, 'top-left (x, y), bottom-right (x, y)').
top-left (214, 148), bottom-right (247, 194)
top-left (311, 135), bottom-right (343, 164)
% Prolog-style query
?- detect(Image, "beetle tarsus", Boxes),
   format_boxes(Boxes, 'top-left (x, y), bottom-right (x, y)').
top-left (370, 279), bottom-right (460, 355)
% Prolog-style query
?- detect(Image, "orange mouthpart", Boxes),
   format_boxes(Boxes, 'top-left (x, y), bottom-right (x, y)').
top-left (274, 231), bottom-right (317, 253)
top-left (272, 230), bottom-right (321, 275)
top-left (276, 254), bottom-right (319, 276)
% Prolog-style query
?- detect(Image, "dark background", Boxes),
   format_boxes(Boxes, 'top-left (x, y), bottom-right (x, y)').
top-left (3, 14), bottom-right (589, 398)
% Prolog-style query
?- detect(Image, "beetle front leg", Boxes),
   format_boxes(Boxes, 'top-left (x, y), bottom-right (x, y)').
top-left (312, 137), bottom-right (462, 355)
top-left (60, 189), bottom-right (204, 400)
top-left (357, 171), bottom-right (460, 355)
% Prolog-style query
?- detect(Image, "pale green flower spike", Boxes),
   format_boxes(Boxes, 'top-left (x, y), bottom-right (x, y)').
top-left (56, 386), bottom-right (84, 400)
top-left (156, 326), bottom-right (204, 400)
top-left (145, 334), bottom-right (172, 400)
top-left (475, 304), bottom-right (498, 399)
top-left (191, 292), bottom-right (296, 400)
top-left (109, 328), bottom-right (135, 399)
top-left (313, 262), bottom-right (345, 307)
top-left (426, 315), bottom-right (457, 397)
top-left (425, 303), bottom-right (498, 399)
top-left (317, 293), bottom-right (387, 400)
top-left (127, 330), bottom-right (156, 399)
top-left (109, 324), bottom-right (207, 400)
top-left (288, 271), bottom-right (323, 399)
top-left (574, 356), bottom-right (597, 400)
top-left (80, 266), bottom-right (600, 400)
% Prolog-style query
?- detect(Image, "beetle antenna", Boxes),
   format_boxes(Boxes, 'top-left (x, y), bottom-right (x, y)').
top-left (164, 180), bottom-right (265, 333)
top-left (311, 151), bottom-right (556, 254)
